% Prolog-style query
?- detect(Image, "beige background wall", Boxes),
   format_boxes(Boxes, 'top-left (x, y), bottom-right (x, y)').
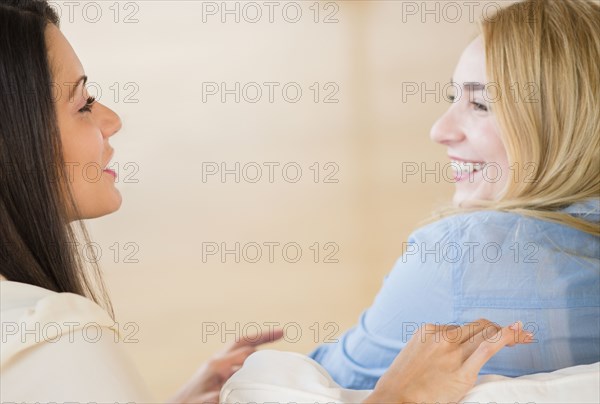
top-left (56, 0), bottom-right (514, 399)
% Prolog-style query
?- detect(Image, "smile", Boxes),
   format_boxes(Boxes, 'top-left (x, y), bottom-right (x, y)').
top-left (450, 160), bottom-right (486, 176)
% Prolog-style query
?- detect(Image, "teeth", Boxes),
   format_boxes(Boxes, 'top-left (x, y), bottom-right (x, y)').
top-left (451, 160), bottom-right (486, 174)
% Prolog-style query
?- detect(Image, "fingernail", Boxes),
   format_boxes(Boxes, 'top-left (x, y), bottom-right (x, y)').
top-left (509, 321), bottom-right (521, 331)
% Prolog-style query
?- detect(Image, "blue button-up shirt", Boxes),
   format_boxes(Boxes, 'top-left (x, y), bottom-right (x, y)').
top-left (308, 198), bottom-right (600, 389)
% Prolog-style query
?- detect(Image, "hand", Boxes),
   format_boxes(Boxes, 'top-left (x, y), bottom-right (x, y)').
top-left (169, 328), bottom-right (284, 403)
top-left (363, 319), bottom-right (534, 404)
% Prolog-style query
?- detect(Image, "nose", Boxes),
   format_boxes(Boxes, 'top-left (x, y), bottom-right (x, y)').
top-left (97, 102), bottom-right (122, 139)
top-left (429, 106), bottom-right (465, 145)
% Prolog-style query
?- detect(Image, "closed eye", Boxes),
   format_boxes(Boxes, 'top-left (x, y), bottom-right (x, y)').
top-left (79, 96), bottom-right (96, 113)
top-left (472, 102), bottom-right (488, 112)
top-left (447, 95), bottom-right (489, 112)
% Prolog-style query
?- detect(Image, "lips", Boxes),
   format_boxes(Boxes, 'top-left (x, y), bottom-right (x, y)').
top-left (448, 155), bottom-right (485, 163)
top-left (448, 155), bottom-right (486, 181)
top-left (103, 168), bottom-right (117, 178)
top-left (451, 160), bottom-right (486, 172)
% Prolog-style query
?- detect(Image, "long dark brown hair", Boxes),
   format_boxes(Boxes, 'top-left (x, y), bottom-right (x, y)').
top-left (0, 0), bottom-right (115, 320)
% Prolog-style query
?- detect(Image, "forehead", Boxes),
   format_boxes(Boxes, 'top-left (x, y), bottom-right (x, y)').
top-left (453, 35), bottom-right (487, 83)
top-left (45, 24), bottom-right (84, 84)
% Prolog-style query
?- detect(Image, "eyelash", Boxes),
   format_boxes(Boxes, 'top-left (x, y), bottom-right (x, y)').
top-left (447, 95), bottom-right (489, 112)
top-left (472, 102), bottom-right (488, 112)
top-left (79, 96), bottom-right (96, 113)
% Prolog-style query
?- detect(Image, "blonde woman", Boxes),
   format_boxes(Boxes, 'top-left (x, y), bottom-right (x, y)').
top-left (309, 0), bottom-right (600, 389)
top-left (0, 0), bottom-right (532, 403)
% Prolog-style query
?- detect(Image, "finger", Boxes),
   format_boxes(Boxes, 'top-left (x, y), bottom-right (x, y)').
top-left (462, 323), bottom-right (527, 375)
top-left (457, 318), bottom-right (501, 344)
top-left (506, 321), bottom-right (535, 346)
top-left (432, 319), bottom-right (498, 346)
top-left (461, 321), bottom-right (532, 361)
top-left (416, 323), bottom-right (460, 343)
top-left (207, 345), bottom-right (255, 381)
top-left (220, 346), bottom-right (257, 368)
top-left (226, 328), bottom-right (284, 351)
top-left (217, 347), bottom-right (256, 381)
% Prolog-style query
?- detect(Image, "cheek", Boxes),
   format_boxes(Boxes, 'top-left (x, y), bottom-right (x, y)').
top-left (473, 120), bottom-right (509, 170)
top-left (453, 119), bottom-right (510, 205)
top-left (475, 122), bottom-right (509, 202)
top-left (61, 117), bottom-right (103, 165)
top-left (59, 118), bottom-right (105, 200)
top-left (487, 128), bottom-right (509, 188)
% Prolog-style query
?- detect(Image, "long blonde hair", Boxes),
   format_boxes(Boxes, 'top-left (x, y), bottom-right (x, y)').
top-left (427, 0), bottom-right (600, 236)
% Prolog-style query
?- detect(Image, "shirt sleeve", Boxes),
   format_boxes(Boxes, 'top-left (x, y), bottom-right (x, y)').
top-left (308, 216), bottom-right (459, 389)
top-left (0, 292), bottom-right (156, 403)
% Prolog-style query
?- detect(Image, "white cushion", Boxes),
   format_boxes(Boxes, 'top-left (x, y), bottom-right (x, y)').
top-left (220, 350), bottom-right (600, 404)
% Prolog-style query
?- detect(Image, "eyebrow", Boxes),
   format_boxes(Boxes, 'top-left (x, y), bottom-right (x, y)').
top-left (450, 78), bottom-right (486, 90)
top-left (67, 75), bottom-right (88, 101)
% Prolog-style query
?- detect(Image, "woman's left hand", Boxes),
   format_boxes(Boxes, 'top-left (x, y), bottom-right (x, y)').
top-left (363, 319), bottom-right (534, 404)
top-left (169, 328), bottom-right (284, 403)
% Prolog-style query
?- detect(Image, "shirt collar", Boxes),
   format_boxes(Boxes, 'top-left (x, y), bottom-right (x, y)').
top-left (560, 197), bottom-right (600, 220)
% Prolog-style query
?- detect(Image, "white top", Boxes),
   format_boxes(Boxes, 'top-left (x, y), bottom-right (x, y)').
top-left (221, 350), bottom-right (600, 404)
top-left (0, 279), bottom-right (156, 403)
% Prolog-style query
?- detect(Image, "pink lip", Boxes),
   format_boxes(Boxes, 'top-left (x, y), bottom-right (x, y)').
top-left (448, 155), bottom-right (485, 183)
top-left (448, 155), bottom-right (484, 163)
top-left (103, 168), bottom-right (117, 179)
top-left (454, 170), bottom-right (481, 182)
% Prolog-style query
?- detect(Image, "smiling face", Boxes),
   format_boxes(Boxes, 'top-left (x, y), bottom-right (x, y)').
top-left (429, 35), bottom-right (510, 207)
top-left (45, 24), bottom-right (123, 220)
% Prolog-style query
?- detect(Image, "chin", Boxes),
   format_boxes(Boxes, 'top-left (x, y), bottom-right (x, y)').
top-left (452, 191), bottom-right (469, 208)
top-left (452, 185), bottom-right (484, 207)
top-left (103, 193), bottom-right (123, 216)
top-left (452, 186), bottom-right (498, 208)
top-left (80, 193), bottom-right (123, 220)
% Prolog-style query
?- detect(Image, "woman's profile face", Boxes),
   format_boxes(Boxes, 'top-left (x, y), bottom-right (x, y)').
top-left (430, 35), bottom-right (509, 207)
top-left (45, 24), bottom-right (123, 220)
